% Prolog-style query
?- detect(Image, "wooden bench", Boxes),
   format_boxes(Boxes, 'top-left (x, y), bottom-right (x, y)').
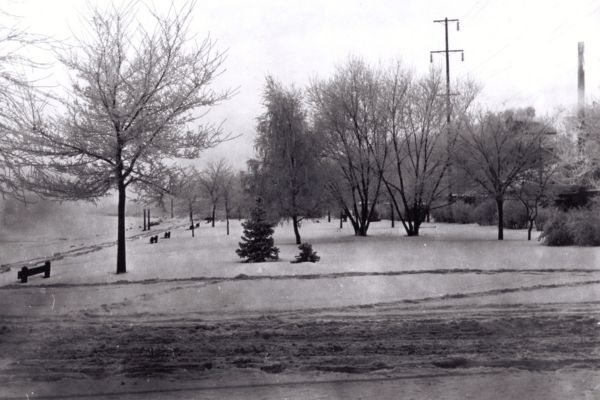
top-left (149, 235), bottom-right (158, 244)
top-left (18, 261), bottom-right (51, 283)
top-left (163, 231), bottom-right (171, 239)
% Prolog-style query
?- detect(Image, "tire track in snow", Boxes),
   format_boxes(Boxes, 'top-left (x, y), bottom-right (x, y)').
top-left (2, 267), bottom-right (599, 290)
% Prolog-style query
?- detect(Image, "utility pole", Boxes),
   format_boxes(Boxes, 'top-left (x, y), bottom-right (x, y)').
top-left (430, 18), bottom-right (464, 200)
top-left (430, 17), bottom-right (464, 123)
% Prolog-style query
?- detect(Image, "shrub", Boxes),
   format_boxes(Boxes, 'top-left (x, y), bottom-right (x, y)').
top-left (452, 201), bottom-right (475, 224)
top-left (431, 201), bottom-right (475, 224)
top-left (291, 243), bottom-right (320, 263)
top-left (431, 204), bottom-right (453, 223)
top-left (567, 209), bottom-right (600, 246)
top-left (534, 207), bottom-right (551, 231)
top-left (539, 212), bottom-right (574, 246)
top-left (540, 207), bottom-right (600, 247)
top-left (503, 200), bottom-right (528, 230)
top-left (473, 199), bottom-right (497, 226)
top-left (368, 208), bottom-right (381, 222)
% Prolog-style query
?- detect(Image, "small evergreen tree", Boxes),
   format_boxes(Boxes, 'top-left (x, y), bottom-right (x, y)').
top-left (236, 198), bottom-right (279, 262)
top-left (291, 243), bottom-right (320, 263)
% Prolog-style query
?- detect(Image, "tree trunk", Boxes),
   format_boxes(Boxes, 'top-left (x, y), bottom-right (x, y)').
top-left (170, 197), bottom-right (174, 219)
top-left (189, 205), bottom-right (195, 238)
top-left (406, 221), bottom-right (420, 237)
top-left (391, 203), bottom-right (395, 228)
top-left (292, 215), bottom-right (302, 245)
top-left (527, 219), bottom-right (534, 241)
top-left (339, 211), bottom-right (343, 229)
top-left (349, 217), bottom-right (361, 236)
top-left (225, 198), bottom-right (230, 235)
top-left (143, 208), bottom-right (147, 231)
top-left (356, 224), bottom-right (368, 236)
top-left (147, 208), bottom-right (151, 231)
top-left (496, 198), bottom-right (504, 240)
top-left (116, 179), bottom-right (127, 274)
top-left (327, 210), bottom-right (331, 223)
top-left (211, 203), bottom-right (216, 227)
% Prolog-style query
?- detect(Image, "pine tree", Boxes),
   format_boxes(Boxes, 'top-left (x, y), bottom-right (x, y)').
top-left (236, 198), bottom-right (279, 262)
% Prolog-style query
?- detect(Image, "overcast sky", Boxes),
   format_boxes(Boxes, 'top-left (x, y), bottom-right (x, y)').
top-left (4, 0), bottom-right (600, 169)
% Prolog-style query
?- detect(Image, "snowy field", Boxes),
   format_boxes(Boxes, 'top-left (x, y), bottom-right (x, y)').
top-left (1, 217), bottom-right (600, 399)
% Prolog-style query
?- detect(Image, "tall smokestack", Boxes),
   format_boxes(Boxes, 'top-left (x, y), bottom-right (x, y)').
top-left (578, 42), bottom-right (585, 116)
top-left (578, 42), bottom-right (585, 149)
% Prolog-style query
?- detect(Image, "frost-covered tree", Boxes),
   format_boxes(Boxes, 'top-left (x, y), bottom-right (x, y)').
top-left (0, 11), bottom-right (48, 201)
top-left (455, 109), bottom-right (552, 240)
top-left (375, 67), bottom-right (478, 237)
top-left (254, 76), bottom-right (323, 244)
top-left (25, 2), bottom-right (232, 273)
top-left (309, 58), bottom-right (387, 236)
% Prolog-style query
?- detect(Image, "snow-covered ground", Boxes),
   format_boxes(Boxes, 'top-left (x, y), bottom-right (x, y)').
top-left (1, 217), bottom-right (599, 399)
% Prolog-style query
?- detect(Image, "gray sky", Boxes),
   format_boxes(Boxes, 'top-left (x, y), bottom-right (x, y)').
top-left (5, 0), bottom-right (600, 169)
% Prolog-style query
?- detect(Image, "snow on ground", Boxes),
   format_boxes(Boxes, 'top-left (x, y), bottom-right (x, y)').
top-left (2, 218), bottom-right (599, 284)
top-left (1, 218), bottom-right (599, 315)
top-left (1, 217), bottom-right (600, 399)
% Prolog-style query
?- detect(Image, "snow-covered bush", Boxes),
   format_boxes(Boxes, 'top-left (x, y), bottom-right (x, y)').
top-left (539, 212), bottom-right (573, 246)
top-left (567, 209), bottom-right (600, 246)
top-left (291, 243), bottom-right (320, 263)
top-left (540, 207), bottom-right (600, 246)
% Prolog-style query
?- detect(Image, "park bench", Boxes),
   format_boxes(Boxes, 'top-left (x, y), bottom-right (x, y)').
top-left (164, 231), bottom-right (171, 239)
top-left (149, 235), bottom-right (158, 244)
top-left (17, 261), bottom-right (51, 283)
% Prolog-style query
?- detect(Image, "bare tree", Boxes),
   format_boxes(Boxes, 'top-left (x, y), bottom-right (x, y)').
top-left (309, 58), bottom-right (387, 236)
top-left (172, 166), bottom-right (204, 237)
top-left (375, 67), bottom-right (478, 236)
top-left (254, 76), bottom-right (323, 244)
top-left (516, 155), bottom-right (558, 240)
top-left (133, 167), bottom-right (180, 218)
top-left (455, 109), bottom-right (552, 240)
top-left (220, 167), bottom-right (240, 235)
top-left (200, 159), bottom-right (230, 228)
top-left (24, 2), bottom-right (232, 273)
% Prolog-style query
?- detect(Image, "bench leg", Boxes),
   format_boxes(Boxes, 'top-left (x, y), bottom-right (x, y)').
top-left (19, 267), bottom-right (28, 283)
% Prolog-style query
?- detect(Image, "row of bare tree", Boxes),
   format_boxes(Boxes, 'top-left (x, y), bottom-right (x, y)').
top-left (248, 58), bottom-right (566, 243)
top-left (138, 160), bottom-right (243, 236)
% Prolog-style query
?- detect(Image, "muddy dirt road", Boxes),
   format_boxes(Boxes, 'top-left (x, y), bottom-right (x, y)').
top-left (2, 299), bottom-right (600, 399)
